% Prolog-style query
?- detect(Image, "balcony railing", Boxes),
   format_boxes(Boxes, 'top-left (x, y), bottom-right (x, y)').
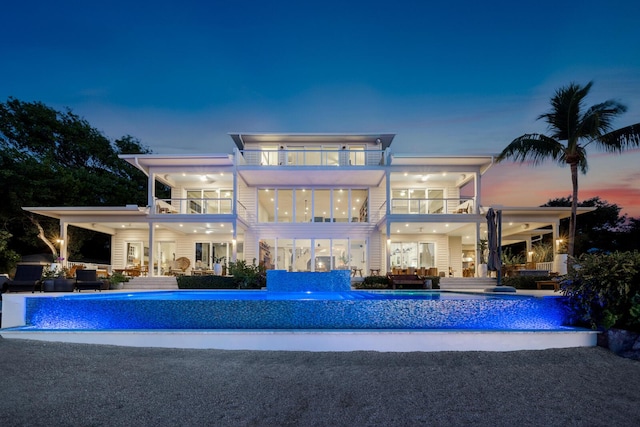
top-left (238, 149), bottom-right (385, 167)
top-left (154, 198), bottom-right (233, 215)
top-left (390, 198), bottom-right (475, 215)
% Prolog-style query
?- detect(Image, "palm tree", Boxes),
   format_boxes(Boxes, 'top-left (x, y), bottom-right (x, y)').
top-left (497, 81), bottom-right (640, 257)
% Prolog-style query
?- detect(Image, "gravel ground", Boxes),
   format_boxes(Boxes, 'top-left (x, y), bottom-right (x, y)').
top-left (1, 338), bottom-right (639, 426)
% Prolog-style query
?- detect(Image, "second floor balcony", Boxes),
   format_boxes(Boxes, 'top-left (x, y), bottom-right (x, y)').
top-left (237, 148), bottom-right (385, 167)
top-left (154, 198), bottom-right (234, 215)
top-left (390, 198), bottom-right (475, 215)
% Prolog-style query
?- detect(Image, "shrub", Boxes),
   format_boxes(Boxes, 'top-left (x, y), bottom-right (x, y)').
top-left (562, 251), bottom-right (640, 332)
top-left (228, 258), bottom-right (266, 289)
top-left (357, 275), bottom-right (390, 289)
top-left (177, 275), bottom-right (236, 289)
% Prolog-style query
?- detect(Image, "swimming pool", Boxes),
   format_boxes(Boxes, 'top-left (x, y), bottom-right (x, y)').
top-left (20, 290), bottom-right (569, 331)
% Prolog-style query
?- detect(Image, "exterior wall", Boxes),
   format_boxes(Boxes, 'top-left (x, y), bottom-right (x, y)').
top-left (369, 179), bottom-right (386, 223)
top-left (368, 232), bottom-right (383, 271)
top-left (237, 176), bottom-right (255, 223)
top-left (448, 236), bottom-right (463, 277)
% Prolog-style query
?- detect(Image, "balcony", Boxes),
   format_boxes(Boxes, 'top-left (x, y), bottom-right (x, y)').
top-left (154, 198), bottom-right (233, 215)
top-left (390, 198), bottom-right (475, 215)
top-left (238, 148), bottom-right (385, 167)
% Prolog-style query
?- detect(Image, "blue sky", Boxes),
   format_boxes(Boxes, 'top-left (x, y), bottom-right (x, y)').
top-left (3, 0), bottom-right (640, 215)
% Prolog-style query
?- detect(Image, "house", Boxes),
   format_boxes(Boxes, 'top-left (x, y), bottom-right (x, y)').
top-left (24, 133), bottom-right (586, 278)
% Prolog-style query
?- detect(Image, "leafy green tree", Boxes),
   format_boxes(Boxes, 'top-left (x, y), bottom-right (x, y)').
top-left (0, 98), bottom-right (152, 261)
top-left (0, 230), bottom-right (21, 273)
top-left (497, 82), bottom-right (640, 257)
top-left (543, 196), bottom-right (630, 254)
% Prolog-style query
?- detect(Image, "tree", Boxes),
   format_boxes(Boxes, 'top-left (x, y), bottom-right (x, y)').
top-left (497, 82), bottom-right (640, 257)
top-left (543, 196), bottom-right (627, 255)
top-left (0, 98), bottom-right (152, 262)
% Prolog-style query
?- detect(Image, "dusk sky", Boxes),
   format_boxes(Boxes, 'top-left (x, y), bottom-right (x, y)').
top-left (3, 1), bottom-right (640, 216)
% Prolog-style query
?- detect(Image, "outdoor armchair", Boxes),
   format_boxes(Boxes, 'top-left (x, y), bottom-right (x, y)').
top-left (3, 264), bottom-right (44, 293)
top-left (75, 269), bottom-right (107, 292)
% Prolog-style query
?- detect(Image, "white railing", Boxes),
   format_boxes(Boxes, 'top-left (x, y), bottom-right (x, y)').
top-left (390, 198), bottom-right (475, 214)
top-left (536, 262), bottom-right (554, 272)
top-left (154, 198), bottom-right (233, 215)
top-left (239, 149), bottom-right (385, 167)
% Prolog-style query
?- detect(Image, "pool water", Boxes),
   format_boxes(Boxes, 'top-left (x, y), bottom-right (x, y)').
top-left (22, 290), bottom-right (570, 331)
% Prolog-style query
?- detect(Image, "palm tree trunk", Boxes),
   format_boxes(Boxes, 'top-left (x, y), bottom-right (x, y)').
top-left (568, 162), bottom-right (579, 258)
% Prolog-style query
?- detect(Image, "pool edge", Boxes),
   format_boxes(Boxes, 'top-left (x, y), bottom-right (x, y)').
top-left (0, 328), bottom-right (598, 352)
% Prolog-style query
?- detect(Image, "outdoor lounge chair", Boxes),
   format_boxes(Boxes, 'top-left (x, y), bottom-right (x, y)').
top-left (3, 264), bottom-right (44, 293)
top-left (75, 269), bottom-right (107, 292)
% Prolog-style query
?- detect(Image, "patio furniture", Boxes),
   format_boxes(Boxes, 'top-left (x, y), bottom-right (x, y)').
top-left (387, 274), bottom-right (427, 290)
top-left (75, 269), bottom-right (107, 292)
top-left (3, 264), bottom-right (44, 293)
top-left (536, 280), bottom-right (560, 291)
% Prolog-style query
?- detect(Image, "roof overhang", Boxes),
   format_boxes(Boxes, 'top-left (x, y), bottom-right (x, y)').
top-left (23, 206), bottom-right (148, 219)
top-left (390, 154), bottom-right (495, 175)
top-left (119, 154), bottom-right (234, 176)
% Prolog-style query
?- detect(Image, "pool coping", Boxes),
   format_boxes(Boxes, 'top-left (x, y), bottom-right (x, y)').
top-left (0, 328), bottom-right (598, 352)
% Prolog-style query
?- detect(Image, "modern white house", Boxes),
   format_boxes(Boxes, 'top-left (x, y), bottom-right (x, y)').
top-left (24, 133), bottom-right (584, 278)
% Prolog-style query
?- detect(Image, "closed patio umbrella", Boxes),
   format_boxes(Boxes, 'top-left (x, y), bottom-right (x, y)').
top-left (484, 208), bottom-right (512, 291)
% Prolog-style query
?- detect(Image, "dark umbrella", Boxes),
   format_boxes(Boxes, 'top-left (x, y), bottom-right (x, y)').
top-left (485, 208), bottom-right (502, 286)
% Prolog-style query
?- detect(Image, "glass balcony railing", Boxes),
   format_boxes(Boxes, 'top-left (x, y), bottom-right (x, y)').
top-left (154, 198), bottom-right (233, 215)
top-left (390, 198), bottom-right (475, 214)
top-left (238, 149), bottom-right (385, 167)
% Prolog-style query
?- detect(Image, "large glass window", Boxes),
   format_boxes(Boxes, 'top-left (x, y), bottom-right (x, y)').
top-left (333, 189), bottom-right (348, 222)
top-left (352, 189), bottom-right (367, 222)
top-left (315, 239), bottom-right (332, 271)
top-left (391, 242), bottom-right (435, 269)
top-left (295, 189), bottom-right (310, 222)
top-left (257, 188), bottom-right (369, 223)
top-left (293, 239), bottom-right (312, 271)
top-left (187, 189), bottom-right (233, 214)
top-left (349, 146), bottom-right (365, 166)
top-left (261, 146), bottom-right (278, 165)
top-left (195, 242), bottom-right (231, 269)
top-left (278, 189), bottom-right (293, 223)
top-left (428, 189), bottom-right (444, 213)
top-left (314, 190), bottom-right (330, 222)
top-left (258, 189), bottom-right (275, 222)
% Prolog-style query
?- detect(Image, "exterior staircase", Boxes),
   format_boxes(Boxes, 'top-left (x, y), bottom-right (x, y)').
top-left (124, 276), bottom-right (178, 290)
top-left (439, 277), bottom-right (498, 290)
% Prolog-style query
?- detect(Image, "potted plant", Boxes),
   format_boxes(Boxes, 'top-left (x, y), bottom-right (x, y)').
top-left (109, 271), bottom-right (129, 290)
top-left (213, 256), bottom-right (226, 276)
top-left (41, 265), bottom-right (57, 292)
top-left (477, 239), bottom-right (488, 278)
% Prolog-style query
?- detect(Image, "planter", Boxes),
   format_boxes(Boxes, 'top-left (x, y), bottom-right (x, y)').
top-left (213, 263), bottom-right (222, 276)
top-left (554, 254), bottom-right (568, 275)
top-left (478, 264), bottom-right (488, 278)
top-left (110, 282), bottom-right (124, 290)
top-left (53, 278), bottom-right (75, 292)
top-left (42, 279), bottom-right (55, 292)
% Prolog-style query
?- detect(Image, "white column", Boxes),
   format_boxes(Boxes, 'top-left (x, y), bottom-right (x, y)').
top-left (148, 223), bottom-right (155, 277)
top-left (474, 172), bottom-right (480, 214)
top-left (59, 221), bottom-right (68, 265)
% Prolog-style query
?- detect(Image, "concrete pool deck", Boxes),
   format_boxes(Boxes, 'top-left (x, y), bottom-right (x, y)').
top-left (0, 289), bottom-right (598, 352)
